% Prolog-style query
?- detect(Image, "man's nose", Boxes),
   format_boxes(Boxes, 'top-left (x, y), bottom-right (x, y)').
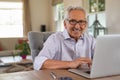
top-left (74, 23), bottom-right (81, 28)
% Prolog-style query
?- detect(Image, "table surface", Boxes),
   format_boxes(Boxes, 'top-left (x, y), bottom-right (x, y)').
top-left (0, 70), bottom-right (120, 80)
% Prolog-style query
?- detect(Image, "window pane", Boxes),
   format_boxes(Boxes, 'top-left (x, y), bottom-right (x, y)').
top-left (0, 2), bottom-right (23, 38)
top-left (54, 3), bottom-right (64, 31)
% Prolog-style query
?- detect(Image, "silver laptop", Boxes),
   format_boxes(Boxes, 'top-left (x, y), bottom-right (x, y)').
top-left (68, 35), bottom-right (120, 78)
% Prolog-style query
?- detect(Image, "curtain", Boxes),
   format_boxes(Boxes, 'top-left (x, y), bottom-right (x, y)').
top-left (22, 0), bottom-right (31, 37)
top-left (52, 0), bottom-right (63, 6)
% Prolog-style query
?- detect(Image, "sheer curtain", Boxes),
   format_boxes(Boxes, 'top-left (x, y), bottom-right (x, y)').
top-left (52, 0), bottom-right (64, 31)
top-left (22, 0), bottom-right (31, 37)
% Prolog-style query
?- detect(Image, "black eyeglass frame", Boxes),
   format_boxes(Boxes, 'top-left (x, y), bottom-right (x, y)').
top-left (67, 19), bottom-right (87, 26)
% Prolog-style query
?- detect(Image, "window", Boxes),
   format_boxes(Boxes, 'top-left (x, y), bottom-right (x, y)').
top-left (0, 2), bottom-right (23, 38)
top-left (54, 3), bottom-right (64, 31)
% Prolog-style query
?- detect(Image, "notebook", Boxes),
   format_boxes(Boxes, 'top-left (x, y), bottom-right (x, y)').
top-left (68, 35), bottom-right (120, 78)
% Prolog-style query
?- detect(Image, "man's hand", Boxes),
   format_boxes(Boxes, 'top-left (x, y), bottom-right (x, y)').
top-left (41, 57), bottom-right (92, 70)
top-left (69, 57), bottom-right (92, 69)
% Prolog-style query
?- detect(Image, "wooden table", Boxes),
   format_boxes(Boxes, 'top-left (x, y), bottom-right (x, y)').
top-left (0, 70), bottom-right (120, 80)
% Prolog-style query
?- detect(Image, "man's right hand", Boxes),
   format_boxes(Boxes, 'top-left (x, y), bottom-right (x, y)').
top-left (69, 57), bottom-right (92, 69)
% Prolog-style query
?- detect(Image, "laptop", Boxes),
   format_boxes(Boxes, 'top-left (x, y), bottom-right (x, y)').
top-left (68, 35), bottom-right (120, 78)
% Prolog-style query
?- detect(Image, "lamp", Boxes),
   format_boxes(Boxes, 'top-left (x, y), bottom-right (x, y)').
top-left (89, 14), bottom-right (107, 38)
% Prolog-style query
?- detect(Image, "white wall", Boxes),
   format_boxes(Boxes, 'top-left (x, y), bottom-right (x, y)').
top-left (29, 0), bottom-right (52, 32)
top-left (63, 0), bottom-right (83, 10)
top-left (106, 0), bottom-right (120, 34)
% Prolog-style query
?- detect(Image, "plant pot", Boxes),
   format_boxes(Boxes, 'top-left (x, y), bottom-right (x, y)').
top-left (21, 55), bottom-right (27, 60)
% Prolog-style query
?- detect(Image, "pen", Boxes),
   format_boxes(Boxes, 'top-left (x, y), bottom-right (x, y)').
top-left (50, 72), bottom-right (57, 79)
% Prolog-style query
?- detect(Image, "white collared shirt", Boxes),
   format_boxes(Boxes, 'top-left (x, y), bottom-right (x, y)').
top-left (34, 29), bottom-right (96, 70)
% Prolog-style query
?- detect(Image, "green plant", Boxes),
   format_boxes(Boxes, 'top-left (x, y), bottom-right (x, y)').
top-left (15, 41), bottom-right (30, 56)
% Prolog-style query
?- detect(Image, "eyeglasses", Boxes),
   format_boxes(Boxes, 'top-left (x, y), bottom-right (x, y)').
top-left (67, 19), bottom-right (87, 26)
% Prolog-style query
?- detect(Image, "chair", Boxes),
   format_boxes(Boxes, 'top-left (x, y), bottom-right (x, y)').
top-left (28, 31), bottom-right (54, 61)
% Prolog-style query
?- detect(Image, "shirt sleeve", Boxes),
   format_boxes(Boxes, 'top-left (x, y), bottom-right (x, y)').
top-left (33, 56), bottom-right (48, 70)
top-left (33, 34), bottom-right (59, 70)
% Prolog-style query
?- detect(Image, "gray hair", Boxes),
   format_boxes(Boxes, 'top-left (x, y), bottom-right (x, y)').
top-left (64, 6), bottom-right (87, 20)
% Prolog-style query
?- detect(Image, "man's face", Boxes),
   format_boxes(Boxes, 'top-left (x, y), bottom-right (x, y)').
top-left (64, 10), bottom-right (87, 40)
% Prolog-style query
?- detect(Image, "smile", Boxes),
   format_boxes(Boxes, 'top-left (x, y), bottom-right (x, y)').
top-left (73, 28), bottom-right (81, 32)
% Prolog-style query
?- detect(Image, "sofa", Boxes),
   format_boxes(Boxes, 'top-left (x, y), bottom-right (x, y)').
top-left (0, 38), bottom-right (21, 57)
top-left (28, 31), bottom-right (54, 61)
top-left (0, 37), bottom-right (30, 57)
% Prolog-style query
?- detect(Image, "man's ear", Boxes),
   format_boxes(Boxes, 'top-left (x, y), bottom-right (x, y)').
top-left (64, 20), bottom-right (67, 29)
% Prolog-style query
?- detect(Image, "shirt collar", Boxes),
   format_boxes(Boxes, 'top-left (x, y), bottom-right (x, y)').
top-left (62, 29), bottom-right (84, 40)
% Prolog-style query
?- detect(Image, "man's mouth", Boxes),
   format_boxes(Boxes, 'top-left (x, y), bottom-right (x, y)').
top-left (73, 28), bottom-right (81, 32)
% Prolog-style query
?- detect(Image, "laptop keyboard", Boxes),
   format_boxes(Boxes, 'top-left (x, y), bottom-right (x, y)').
top-left (85, 71), bottom-right (91, 74)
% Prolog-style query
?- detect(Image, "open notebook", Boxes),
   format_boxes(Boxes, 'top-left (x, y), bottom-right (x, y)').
top-left (68, 35), bottom-right (120, 78)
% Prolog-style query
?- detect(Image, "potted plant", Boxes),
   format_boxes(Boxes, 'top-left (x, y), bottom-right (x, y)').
top-left (15, 39), bottom-right (30, 59)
